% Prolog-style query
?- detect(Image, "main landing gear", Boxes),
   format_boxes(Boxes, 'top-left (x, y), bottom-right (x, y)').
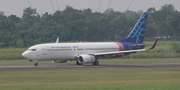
top-left (92, 61), bottom-right (99, 65)
top-left (76, 60), bottom-right (99, 65)
top-left (76, 60), bottom-right (83, 65)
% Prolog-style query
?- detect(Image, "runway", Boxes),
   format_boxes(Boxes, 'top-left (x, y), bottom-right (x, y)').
top-left (0, 63), bottom-right (180, 70)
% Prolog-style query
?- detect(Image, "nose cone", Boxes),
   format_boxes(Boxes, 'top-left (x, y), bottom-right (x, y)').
top-left (22, 51), bottom-right (31, 59)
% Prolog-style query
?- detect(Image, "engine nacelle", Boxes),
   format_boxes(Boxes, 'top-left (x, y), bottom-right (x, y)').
top-left (52, 60), bottom-right (68, 63)
top-left (78, 54), bottom-right (96, 63)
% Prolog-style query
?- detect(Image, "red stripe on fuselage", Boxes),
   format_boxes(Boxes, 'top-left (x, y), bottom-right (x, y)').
top-left (113, 42), bottom-right (124, 51)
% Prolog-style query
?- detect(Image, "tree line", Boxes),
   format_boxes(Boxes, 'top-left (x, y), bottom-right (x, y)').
top-left (0, 4), bottom-right (180, 48)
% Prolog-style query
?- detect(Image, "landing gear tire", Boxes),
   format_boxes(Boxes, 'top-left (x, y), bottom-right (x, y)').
top-left (76, 60), bottom-right (83, 65)
top-left (93, 61), bottom-right (99, 65)
top-left (34, 62), bottom-right (39, 66)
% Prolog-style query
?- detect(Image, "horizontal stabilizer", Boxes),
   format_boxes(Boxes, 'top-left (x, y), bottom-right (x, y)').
top-left (137, 43), bottom-right (152, 46)
top-left (146, 38), bottom-right (159, 50)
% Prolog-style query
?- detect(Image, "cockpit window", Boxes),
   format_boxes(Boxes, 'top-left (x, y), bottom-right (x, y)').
top-left (28, 49), bottom-right (37, 51)
top-left (32, 49), bottom-right (36, 51)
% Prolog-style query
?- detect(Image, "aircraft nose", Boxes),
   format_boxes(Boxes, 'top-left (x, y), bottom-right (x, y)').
top-left (22, 51), bottom-right (31, 59)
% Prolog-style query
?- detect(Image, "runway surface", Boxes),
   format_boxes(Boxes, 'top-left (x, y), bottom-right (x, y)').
top-left (0, 63), bottom-right (180, 70)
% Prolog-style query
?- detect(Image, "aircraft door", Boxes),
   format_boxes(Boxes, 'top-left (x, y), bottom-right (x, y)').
top-left (42, 46), bottom-right (47, 55)
top-left (128, 44), bottom-right (132, 50)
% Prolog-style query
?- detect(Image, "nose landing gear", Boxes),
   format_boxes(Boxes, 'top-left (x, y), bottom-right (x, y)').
top-left (29, 60), bottom-right (39, 66)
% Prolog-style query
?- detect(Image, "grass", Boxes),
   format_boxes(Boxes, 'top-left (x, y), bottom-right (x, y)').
top-left (0, 67), bottom-right (180, 90)
top-left (0, 58), bottom-right (180, 90)
top-left (0, 58), bottom-right (180, 66)
top-left (0, 48), bottom-right (26, 59)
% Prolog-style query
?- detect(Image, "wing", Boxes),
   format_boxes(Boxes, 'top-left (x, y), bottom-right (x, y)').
top-left (94, 38), bottom-right (158, 56)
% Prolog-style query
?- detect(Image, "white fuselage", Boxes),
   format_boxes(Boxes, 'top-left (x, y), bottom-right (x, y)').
top-left (22, 42), bottom-right (123, 61)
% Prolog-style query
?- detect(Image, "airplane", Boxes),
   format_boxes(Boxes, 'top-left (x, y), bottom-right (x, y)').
top-left (22, 12), bottom-right (158, 66)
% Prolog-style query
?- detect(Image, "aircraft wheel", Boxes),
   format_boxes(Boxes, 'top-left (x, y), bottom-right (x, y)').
top-left (93, 61), bottom-right (99, 65)
top-left (76, 60), bottom-right (83, 65)
top-left (34, 62), bottom-right (39, 66)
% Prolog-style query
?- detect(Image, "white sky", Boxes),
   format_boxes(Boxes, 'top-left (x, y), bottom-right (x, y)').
top-left (0, 0), bottom-right (180, 17)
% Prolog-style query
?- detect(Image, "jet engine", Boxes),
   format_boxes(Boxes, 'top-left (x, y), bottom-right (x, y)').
top-left (52, 60), bottom-right (68, 63)
top-left (78, 54), bottom-right (96, 63)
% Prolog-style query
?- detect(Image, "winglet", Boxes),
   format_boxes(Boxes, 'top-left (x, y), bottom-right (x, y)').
top-left (146, 38), bottom-right (159, 50)
top-left (55, 38), bottom-right (59, 43)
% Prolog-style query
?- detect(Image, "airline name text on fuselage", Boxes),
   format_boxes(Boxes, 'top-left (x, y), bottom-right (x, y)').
top-left (50, 46), bottom-right (79, 49)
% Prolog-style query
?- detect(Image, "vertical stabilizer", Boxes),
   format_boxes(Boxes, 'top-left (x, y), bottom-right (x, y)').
top-left (119, 12), bottom-right (148, 44)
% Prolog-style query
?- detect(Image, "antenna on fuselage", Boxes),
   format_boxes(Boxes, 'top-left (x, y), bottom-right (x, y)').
top-left (55, 38), bottom-right (59, 43)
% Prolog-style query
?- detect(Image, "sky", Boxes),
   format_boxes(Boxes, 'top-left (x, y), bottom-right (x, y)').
top-left (0, 0), bottom-right (180, 17)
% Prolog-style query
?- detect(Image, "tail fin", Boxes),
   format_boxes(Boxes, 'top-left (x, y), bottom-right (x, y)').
top-left (119, 12), bottom-right (148, 44)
